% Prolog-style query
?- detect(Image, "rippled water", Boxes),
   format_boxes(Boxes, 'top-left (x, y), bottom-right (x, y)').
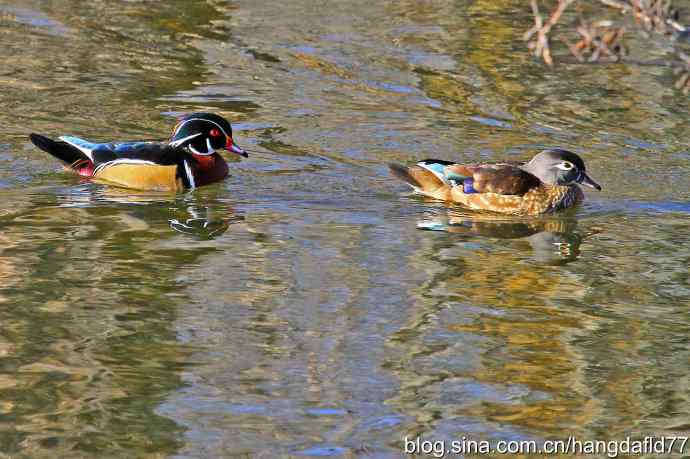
top-left (1, 0), bottom-right (690, 457)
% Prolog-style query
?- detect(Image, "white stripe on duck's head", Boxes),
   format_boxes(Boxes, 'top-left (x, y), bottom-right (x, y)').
top-left (169, 112), bottom-right (247, 157)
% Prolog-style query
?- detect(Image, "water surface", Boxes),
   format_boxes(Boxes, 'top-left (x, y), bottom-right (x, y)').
top-left (1, 0), bottom-right (690, 457)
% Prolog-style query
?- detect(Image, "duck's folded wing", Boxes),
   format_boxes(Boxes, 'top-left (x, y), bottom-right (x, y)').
top-left (58, 136), bottom-right (100, 162)
top-left (420, 160), bottom-right (539, 196)
top-left (83, 142), bottom-right (184, 169)
top-left (57, 137), bottom-right (174, 164)
top-left (454, 163), bottom-right (540, 195)
top-left (390, 159), bottom-right (541, 206)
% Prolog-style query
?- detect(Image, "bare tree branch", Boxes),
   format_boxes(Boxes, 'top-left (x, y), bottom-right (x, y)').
top-left (524, 0), bottom-right (690, 93)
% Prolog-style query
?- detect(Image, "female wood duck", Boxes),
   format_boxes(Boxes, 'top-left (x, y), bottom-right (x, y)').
top-left (29, 112), bottom-right (247, 191)
top-left (390, 149), bottom-right (601, 216)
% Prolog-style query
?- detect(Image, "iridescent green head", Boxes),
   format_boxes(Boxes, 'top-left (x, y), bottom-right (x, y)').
top-left (170, 112), bottom-right (246, 157)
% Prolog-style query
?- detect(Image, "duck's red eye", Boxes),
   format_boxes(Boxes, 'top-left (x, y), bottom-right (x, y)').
top-left (210, 128), bottom-right (221, 137)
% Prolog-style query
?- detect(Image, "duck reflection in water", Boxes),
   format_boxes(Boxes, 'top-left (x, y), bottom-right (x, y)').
top-left (57, 185), bottom-right (242, 239)
top-left (169, 203), bottom-right (242, 239)
top-left (417, 209), bottom-right (593, 265)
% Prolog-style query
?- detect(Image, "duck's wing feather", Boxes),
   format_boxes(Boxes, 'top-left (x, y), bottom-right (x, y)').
top-left (61, 140), bottom-right (182, 168)
top-left (58, 136), bottom-right (99, 161)
top-left (419, 159), bottom-right (539, 196)
top-left (57, 137), bottom-right (184, 164)
top-left (389, 162), bottom-right (446, 192)
top-left (30, 134), bottom-right (90, 166)
top-left (461, 164), bottom-right (540, 195)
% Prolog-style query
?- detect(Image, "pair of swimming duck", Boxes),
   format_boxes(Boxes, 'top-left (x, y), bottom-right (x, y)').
top-left (30, 113), bottom-right (601, 216)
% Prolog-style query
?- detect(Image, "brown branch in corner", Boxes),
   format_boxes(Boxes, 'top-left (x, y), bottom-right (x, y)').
top-left (524, 0), bottom-right (689, 94)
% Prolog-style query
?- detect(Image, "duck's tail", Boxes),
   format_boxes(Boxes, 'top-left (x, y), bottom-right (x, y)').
top-left (29, 134), bottom-right (94, 175)
top-left (30, 134), bottom-right (86, 165)
top-left (389, 162), bottom-right (452, 200)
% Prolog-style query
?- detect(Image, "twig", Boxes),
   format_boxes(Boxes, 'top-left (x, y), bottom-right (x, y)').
top-left (524, 0), bottom-right (576, 65)
top-left (524, 0), bottom-right (689, 94)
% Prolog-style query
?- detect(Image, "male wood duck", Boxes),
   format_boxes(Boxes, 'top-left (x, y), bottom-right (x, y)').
top-left (29, 112), bottom-right (247, 191)
top-left (390, 149), bottom-right (601, 216)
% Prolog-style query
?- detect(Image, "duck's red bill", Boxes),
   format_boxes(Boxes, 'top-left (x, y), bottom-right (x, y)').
top-left (225, 137), bottom-right (248, 157)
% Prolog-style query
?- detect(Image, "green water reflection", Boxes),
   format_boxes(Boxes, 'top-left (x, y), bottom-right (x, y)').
top-left (1, 0), bottom-right (690, 457)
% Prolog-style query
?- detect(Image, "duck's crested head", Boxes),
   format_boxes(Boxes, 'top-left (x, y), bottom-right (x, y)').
top-left (521, 149), bottom-right (601, 190)
top-left (170, 112), bottom-right (246, 157)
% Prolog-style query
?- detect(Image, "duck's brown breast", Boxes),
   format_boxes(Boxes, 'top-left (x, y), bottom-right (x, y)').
top-left (520, 185), bottom-right (583, 215)
top-left (191, 153), bottom-right (229, 187)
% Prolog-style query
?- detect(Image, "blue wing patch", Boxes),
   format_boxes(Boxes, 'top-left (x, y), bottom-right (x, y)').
top-left (417, 161), bottom-right (446, 176)
top-left (462, 178), bottom-right (477, 193)
top-left (418, 159), bottom-right (474, 190)
top-left (445, 170), bottom-right (468, 183)
top-left (59, 136), bottom-right (101, 157)
top-left (112, 142), bottom-right (156, 153)
top-left (417, 159), bottom-right (468, 185)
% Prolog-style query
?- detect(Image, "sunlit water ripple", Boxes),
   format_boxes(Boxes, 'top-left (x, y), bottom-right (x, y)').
top-left (0, 0), bottom-right (689, 457)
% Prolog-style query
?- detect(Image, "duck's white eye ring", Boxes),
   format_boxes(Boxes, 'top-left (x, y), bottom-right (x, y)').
top-left (556, 161), bottom-right (574, 170)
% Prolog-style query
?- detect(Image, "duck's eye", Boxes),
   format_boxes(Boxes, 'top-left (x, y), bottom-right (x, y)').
top-left (209, 128), bottom-right (221, 137)
top-left (557, 161), bottom-right (574, 170)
